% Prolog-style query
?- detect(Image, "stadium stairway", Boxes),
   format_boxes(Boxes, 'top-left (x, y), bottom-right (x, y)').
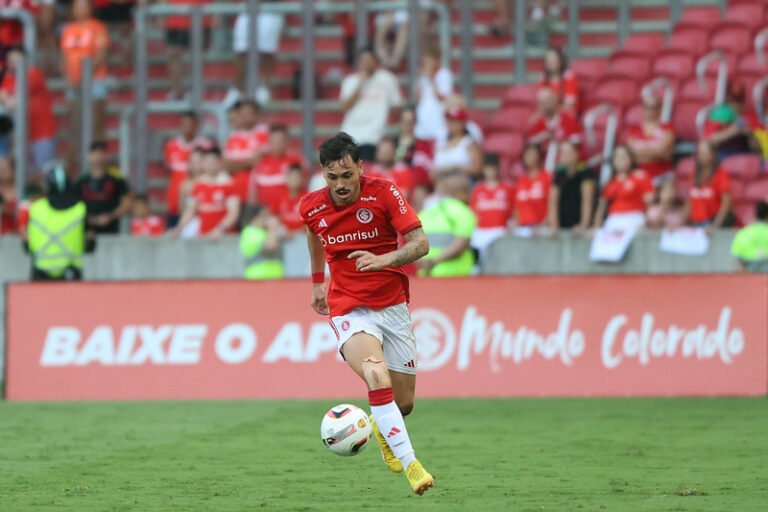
top-left (44, 0), bottom-right (722, 210)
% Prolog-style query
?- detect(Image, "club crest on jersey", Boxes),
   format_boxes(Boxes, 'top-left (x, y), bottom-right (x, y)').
top-left (341, 320), bottom-right (350, 331)
top-left (356, 207), bottom-right (374, 224)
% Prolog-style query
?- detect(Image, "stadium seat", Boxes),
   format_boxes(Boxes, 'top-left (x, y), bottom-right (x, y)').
top-left (587, 78), bottom-right (638, 110)
top-left (744, 176), bottom-right (768, 201)
top-left (502, 84), bottom-right (538, 108)
top-left (729, 179), bottom-right (748, 202)
top-left (709, 27), bottom-right (753, 57)
top-left (570, 58), bottom-right (608, 86)
top-left (483, 132), bottom-right (525, 161)
top-left (718, 4), bottom-right (766, 33)
top-left (606, 55), bottom-right (652, 82)
top-left (673, 101), bottom-right (707, 141)
top-left (611, 33), bottom-right (665, 60)
top-left (721, 154), bottom-right (762, 181)
top-left (737, 53), bottom-right (766, 76)
top-left (678, 76), bottom-right (718, 103)
top-left (486, 106), bottom-right (535, 134)
top-left (674, 6), bottom-right (722, 32)
top-left (622, 104), bottom-right (645, 131)
top-left (652, 52), bottom-right (696, 82)
top-left (733, 200), bottom-right (757, 225)
top-left (663, 28), bottom-right (710, 57)
top-left (733, 73), bottom-right (765, 108)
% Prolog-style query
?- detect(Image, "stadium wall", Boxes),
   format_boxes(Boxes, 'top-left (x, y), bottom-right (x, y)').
top-left (4, 275), bottom-right (766, 401)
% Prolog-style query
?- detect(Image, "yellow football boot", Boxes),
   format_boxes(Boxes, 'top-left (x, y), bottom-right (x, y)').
top-left (369, 414), bottom-right (403, 473)
top-left (405, 459), bottom-right (435, 495)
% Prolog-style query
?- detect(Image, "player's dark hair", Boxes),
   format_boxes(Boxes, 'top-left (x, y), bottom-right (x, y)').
top-left (270, 123), bottom-right (289, 134)
top-left (756, 201), bottom-right (768, 221)
top-left (89, 140), bottom-right (108, 152)
top-left (319, 132), bottom-right (360, 167)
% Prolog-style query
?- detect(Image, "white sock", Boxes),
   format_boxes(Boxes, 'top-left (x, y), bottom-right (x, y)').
top-left (369, 391), bottom-right (416, 468)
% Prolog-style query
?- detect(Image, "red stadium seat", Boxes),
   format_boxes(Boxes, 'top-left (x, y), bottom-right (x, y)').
top-left (733, 73), bottom-right (765, 108)
top-left (570, 58), bottom-right (608, 85)
top-left (674, 6), bottom-right (722, 32)
top-left (486, 106), bottom-right (535, 134)
top-left (612, 33), bottom-right (665, 60)
top-left (733, 201), bottom-right (757, 225)
top-left (709, 27), bottom-right (753, 57)
top-left (744, 176), bottom-right (768, 201)
top-left (721, 154), bottom-right (762, 181)
top-left (652, 52), bottom-right (696, 82)
top-left (737, 53), bottom-right (766, 76)
top-left (663, 28), bottom-right (710, 57)
top-left (673, 101), bottom-right (707, 141)
top-left (606, 55), bottom-right (652, 82)
top-left (720, 4), bottom-right (766, 32)
top-left (622, 104), bottom-right (645, 131)
top-left (502, 84), bottom-right (538, 108)
top-left (678, 76), bottom-right (718, 103)
top-left (483, 132), bottom-right (525, 161)
top-left (588, 78), bottom-right (638, 110)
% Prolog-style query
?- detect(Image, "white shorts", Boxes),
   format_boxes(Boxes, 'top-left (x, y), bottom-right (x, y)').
top-left (330, 302), bottom-right (418, 375)
top-left (233, 12), bottom-right (285, 54)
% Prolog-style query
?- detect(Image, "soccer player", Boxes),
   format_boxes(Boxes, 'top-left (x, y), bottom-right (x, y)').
top-left (300, 132), bottom-right (434, 495)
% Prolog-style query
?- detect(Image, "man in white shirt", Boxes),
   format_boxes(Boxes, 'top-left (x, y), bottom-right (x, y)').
top-left (340, 47), bottom-right (404, 162)
top-left (414, 46), bottom-right (453, 142)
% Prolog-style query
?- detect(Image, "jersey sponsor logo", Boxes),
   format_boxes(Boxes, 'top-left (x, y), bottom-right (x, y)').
top-left (355, 207), bottom-right (374, 224)
top-left (318, 218), bottom-right (328, 229)
top-left (306, 203), bottom-right (328, 217)
top-left (360, 195), bottom-right (377, 202)
top-left (389, 185), bottom-right (408, 214)
top-left (317, 228), bottom-right (379, 247)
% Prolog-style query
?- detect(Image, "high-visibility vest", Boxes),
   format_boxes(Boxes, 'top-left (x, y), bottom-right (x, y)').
top-left (418, 197), bottom-right (477, 277)
top-left (239, 225), bottom-right (284, 280)
top-left (27, 199), bottom-right (86, 277)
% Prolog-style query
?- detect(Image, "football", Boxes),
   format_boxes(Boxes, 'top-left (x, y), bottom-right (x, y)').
top-left (320, 404), bottom-right (372, 456)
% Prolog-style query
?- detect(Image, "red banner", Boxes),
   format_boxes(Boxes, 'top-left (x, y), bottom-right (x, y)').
top-left (5, 275), bottom-right (768, 401)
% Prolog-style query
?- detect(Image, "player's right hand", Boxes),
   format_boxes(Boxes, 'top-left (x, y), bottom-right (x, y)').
top-left (311, 284), bottom-right (330, 315)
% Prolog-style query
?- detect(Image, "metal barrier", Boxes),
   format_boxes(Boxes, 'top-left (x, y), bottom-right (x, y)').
top-left (753, 77), bottom-right (768, 124)
top-left (79, 58), bottom-right (94, 177)
top-left (642, 77), bottom-right (675, 124)
top-left (583, 103), bottom-right (619, 186)
top-left (755, 27), bottom-right (768, 66)
top-left (696, 51), bottom-right (728, 105)
top-left (12, 56), bottom-right (28, 201)
top-left (133, 0), bottom-right (452, 191)
top-left (118, 103), bottom-right (229, 186)
top-left (0, 9), bottom-right (36, 61)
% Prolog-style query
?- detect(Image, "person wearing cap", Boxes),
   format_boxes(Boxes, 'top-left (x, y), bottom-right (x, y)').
top-left (239, 204), bottom-right (284, 280)
top-left (25, 162), bottom-right (95, 281)
top-left (417, 171), bottom-right (477, 277)
top-left (432, 106), bottom-right (483, 181)
top-left (704, 82), bottom-right (761, 158)
top-left (731, 201), bottom-right (768, 272)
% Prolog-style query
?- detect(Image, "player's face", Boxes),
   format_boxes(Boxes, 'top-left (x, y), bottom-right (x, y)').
top-left (324, 155), bottom-right (362, 205)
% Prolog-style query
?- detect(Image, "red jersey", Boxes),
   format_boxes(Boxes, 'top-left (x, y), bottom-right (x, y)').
top-left (0, 1), bottom-right (39, 48)
top-left (191, 178), bottom-right (239, 235)
top-left (689, 168), bottom-right (731, 223)
top-left (276, 190), bottom-right (305, 232)
top-left (515, 171), bottom-right (550, 226)
top-left (367, 163), bottom-right (414, 196)
top-left (130, 215), bottom-right (166, 236)
top-left (470, 182), bottom-right (516, 229)
top-left (0, 192), bottom-right (16, 234)
top-left (528, 111), bottom-right (582, 146)
top-left (628, 122), bottom-right (674, 178)
top-left (538, 69), bottom-right (579, 111)
top-left (248, 152), bottom-right (303, 213)
top-left (164, 135), bottom-right (206, 215)
top-left (603, 170), bottom-right (654, 215)
top-left (16, 199), bottom-right (30, 234)
top-left (0, 66), bottom-right (56, 142)
top-left (223, 126), bottom-right (269, 170)
top-left (300, 177), bottom-right (422, 317)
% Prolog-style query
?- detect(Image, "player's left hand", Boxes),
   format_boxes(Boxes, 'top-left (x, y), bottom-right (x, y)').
top-left (348, 251), bottom-right (389, 272)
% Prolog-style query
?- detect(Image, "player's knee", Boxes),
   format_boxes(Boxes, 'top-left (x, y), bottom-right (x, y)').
top-left (361, 357), bottom-right (391, 390)
top-left (398, 400), bottom-right (414, 417)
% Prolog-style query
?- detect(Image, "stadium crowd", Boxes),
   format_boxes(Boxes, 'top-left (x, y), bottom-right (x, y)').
top-left (1, 0), bottom-right (768, 275)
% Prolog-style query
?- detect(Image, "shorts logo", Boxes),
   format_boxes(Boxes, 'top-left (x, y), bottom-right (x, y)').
top-left (341, 320), bottom-right (350, 331)
top-left (356, 208), bottom-right (373, 224)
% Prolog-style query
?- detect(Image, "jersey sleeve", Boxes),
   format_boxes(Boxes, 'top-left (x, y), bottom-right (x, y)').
top-left (383, 183), bottom-right (421, 234)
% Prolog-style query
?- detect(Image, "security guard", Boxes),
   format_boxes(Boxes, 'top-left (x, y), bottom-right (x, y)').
top-left (25, 162), bottom-right (93, 281)
top-left (418, 171), bottom-right (477, 277)
top-left (239, 205), bottom-right (284, 279)
top-left (731, 201), bottom-right (768, 272)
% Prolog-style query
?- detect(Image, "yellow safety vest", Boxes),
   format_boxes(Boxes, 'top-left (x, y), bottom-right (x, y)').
top-left (418, 197), bottom-right (477, 277)
top-left (239, 225), bottom-right (284, 280)
top-left (27, 199), bottom-right (86, 277)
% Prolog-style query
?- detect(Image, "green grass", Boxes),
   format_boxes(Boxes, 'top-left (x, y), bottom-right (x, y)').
top-left (0, 398), bottom-right (766, 511)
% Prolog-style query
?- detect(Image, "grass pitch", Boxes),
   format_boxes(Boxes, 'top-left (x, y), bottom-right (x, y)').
top-left (0, 397), bottom-right (766, 511)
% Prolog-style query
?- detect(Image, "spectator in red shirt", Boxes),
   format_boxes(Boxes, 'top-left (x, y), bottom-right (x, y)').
top-left (276, 163), bottom-right (307, 234)
top-left (593, 144), bottom-right (653, 233)
top-left (174, 146), bottom-right (240, 239)
top-left (0, 1), bottom-right (55, 74)
top-left (368, 136), bottom-right (417, 197)
top-left (539, 47), bottom-right (579, 113)
top-left (129, 194), bottom-right (166, 236)
top-left (627, 93), bottom-right (675, 184)
top-left (513, 144), bottom-right (551, 236)
top-left (224, 99), bottom-right (269, 201)
top-left (163, 111), bottom-right (206, 226)
top-left (0, 46), bottom-right (57, 178)
top-left (247, 123), bottom-right (303, 213)
top-left (685, 141), bottom-right (734, 230)
top-left (528, 87), bottom-right (582, 157)
top-left (177, 144), bottom-right (208, 218)
top-left (165, 0), bottom-right (211, 101)
top-left (0, 156), bottom-right (17, 234)
top-left (469, 153), bottom-right (515, 261)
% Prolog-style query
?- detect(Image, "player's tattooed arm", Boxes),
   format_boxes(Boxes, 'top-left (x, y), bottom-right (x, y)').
top-left (348, 227), bottom-right (429, 272)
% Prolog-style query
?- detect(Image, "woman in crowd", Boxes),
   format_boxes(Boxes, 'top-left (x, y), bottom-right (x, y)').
top-left (685, 141), bottom-right (734, 230)
top-left (538, 46), bottom-right (579, 113)
top-left (592, 144), bottom-right (653, 232)
top-left (414, 46), bottom-right (454, 143)
top-left (548, 141), bottom-right (596, 235)
top-left (469, 153), bottom-right (516, 262)
top-left (514, 144), bottom-right (551, 236)
top-left (432, 106), bottom-right (482, 180)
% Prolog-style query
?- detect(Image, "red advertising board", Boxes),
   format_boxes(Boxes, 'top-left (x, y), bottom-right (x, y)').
top-left (5, 275), bottom-right (768, 401)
